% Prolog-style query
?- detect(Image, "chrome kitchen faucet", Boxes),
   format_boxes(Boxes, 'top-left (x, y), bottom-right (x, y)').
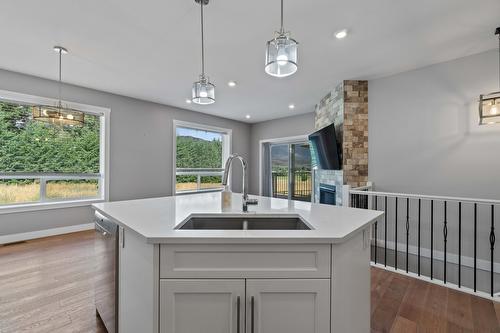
top-left (222, 154), bottom-right (258, 212)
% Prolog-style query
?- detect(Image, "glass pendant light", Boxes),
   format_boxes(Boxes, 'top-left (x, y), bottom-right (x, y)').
top-left (192, 0), bottom-right (215, 105)
top-left (479, 27), bottom-right (500, 125)
top-left (265, 0), bottom-right (298, 78)
top-left (32, 46), bottom-right (85, 126)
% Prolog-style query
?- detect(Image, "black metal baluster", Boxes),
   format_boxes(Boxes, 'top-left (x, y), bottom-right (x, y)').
top-left (406, 197), bottom-right (409, 273)
top-left (474, 203), bottom-right (477, 292)
top-left (374, 196), bottom-right (378, 264)
top-left (458, 202), bottom-right (462, 288)
top-left (431, 200), bottom-right (434, 280)
top-left (418, 198), bottom-right (421, 276)
top-left (395, 197), bottom-right (398, 270)
top-left (490, 205), bottom-right (495, 297)
top-left (384, 196), bottom-right (388, 267)
top-left (443, 201), bottom-right (448, 284)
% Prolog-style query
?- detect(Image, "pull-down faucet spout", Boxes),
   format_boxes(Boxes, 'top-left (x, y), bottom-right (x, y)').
top-left (222, 154), bottom-right (258, 212)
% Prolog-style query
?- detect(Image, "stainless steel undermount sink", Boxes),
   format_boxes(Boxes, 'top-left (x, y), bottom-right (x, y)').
top-left (177, 215), bottom-right (312, 230)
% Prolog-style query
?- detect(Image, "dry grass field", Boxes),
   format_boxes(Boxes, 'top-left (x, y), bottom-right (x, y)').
top-left (0, 182), bottom-right (98, 204)
top-left (176, 182), bottom-right (223, 192)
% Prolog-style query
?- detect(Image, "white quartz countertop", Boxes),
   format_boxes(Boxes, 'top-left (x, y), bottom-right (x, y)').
top-left (92, 192), bottom-right (383, 244)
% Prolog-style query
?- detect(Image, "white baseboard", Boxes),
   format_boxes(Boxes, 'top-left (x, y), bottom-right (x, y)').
top-left (371, 262), bottom-right (499, 301)
top-left (372, 238), bottom-right (500, 274)
top-left (0, 223), bottom-right (94, 245)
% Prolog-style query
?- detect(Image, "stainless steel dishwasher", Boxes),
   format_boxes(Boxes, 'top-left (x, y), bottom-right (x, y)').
top-left (94, 212), bottom-right (119, 333)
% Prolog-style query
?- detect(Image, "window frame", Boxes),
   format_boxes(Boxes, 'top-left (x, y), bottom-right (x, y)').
top-left (258, 134), bottom-right (309, 197)
top-left (172, 119), bottom-right (232, 195)
top-left (0, 89), bottom-right (110, 214)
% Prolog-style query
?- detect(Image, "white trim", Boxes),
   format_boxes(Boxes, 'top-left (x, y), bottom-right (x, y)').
top-left (0, 89), bottom-right (109, 116)
top-left (258, 134), bottom-right (309, 196)
top-left (172, 120), bottom-right (232, 195)
top-left (101, 104), bottom-right (111, 202)
top-left (0, 199), bottom-right (104, 215)
top-left (349, 189), bottom-right (500, 205)
top-left (371, 262), bottom-right (500, 302)
top-left (173, 119), bottom-right (233, 135)
top-left (0, 223), bottom-right (94, 245)
top-left (175, 188), bottom-right (224, 195)
top-left (0, 89), bottom-right (111, 208)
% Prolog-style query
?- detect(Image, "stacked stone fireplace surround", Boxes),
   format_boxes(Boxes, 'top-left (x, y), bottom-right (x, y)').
top-left (313, 80), bottom-right (368, 205)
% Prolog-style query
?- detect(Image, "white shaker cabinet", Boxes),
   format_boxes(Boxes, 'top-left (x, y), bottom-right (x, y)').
top-left (246, 279), bottom-right (330, 333)
top-left (160, 279), bottom-right (245, 333)
top-left (159, 279), bottom-right (330, 333)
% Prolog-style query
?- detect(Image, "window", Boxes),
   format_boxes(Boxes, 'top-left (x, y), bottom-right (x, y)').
top-left (173, 120), bottom-right (231, 194)
top-left (0, 90), bottom-right (109, 209)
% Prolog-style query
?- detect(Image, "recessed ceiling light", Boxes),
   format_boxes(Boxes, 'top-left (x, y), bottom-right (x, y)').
top-left (288, 104), bottom-right (295, 109)
top-left (185, 99), bottom-right (192, 104)
top-left (228, 81), bottom-right (237, 87)
top-left (245, 114), bottom-right (251, 119)
top-left (335, 29), bottom-right (348, 39)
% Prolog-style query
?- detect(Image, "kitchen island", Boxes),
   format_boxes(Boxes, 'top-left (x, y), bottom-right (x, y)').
top-left (93, 192), bottom-right (383, 333)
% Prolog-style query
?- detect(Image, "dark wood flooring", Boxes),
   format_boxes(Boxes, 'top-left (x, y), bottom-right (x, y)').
top-left (0, 230), bottom-right (499, 332)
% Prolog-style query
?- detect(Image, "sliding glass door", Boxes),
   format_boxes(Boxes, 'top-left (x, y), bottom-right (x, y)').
top-left (269, 142), bottom-right (311, 202)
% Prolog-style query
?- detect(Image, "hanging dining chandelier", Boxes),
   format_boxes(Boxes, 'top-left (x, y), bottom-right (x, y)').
top-left (191, 0), bottom-right (215, 105)
top-left (479, 27), bottom-right (500, 125)
top-left (32, 46), bottom-right (85, 126)
top-left (264, 0), bottom-right (298, 78)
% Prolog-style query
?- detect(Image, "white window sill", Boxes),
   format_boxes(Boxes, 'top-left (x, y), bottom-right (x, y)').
top-left (0, 198), bottom-right (105, 215)
top-left (175, 188), bottom-right (223, 196)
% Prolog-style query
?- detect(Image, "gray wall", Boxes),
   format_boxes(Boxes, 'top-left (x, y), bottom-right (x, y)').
top-left (0, 69), bottom-right (250, 235)
top-left (369, 50), bottom-right (500, 199)
top-left (368, 50), bottom-right (500, 291)
top-left (248, 112), bottom-right (315, 195)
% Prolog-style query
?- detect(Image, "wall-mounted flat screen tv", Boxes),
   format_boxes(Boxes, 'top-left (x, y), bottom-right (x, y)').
top-left (308, 123), bottom-right (341, 170)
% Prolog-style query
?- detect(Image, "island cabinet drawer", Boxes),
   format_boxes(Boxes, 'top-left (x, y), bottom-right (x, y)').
top-left (159, 244), bottom-right (331, 278)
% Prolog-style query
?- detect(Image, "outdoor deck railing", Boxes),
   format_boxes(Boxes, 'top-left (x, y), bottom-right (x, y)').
top-left (349, 185), bottom-right (500, 299)
top-left (0, 172), bottom-right (102, 205)
top-left (175, 168), bottom-right (225, 193)
top-left (272, 170), bottom-right (312, 201)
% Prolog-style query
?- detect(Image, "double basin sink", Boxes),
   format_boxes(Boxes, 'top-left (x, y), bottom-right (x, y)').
top-left (177, 215), bottom-right (312, 230)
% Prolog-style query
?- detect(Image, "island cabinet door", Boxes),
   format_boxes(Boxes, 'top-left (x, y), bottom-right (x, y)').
top-left (159, 279), bottom-right (245, 333)
top-left (245, 279), bottom-right (330, 333)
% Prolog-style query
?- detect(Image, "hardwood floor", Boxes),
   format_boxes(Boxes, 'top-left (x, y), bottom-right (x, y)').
top-left (0, 230), bottom-right (499, 332)
top-left (0, 231), bottom-right (106, 333)
top-left (371, 266), bottom-right (500, 332)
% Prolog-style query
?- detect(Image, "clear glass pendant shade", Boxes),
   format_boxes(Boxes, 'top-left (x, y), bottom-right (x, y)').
top-left (265, 35), bottom-right (298, 78)
top-left (192, 76), bottom-right (215, 105)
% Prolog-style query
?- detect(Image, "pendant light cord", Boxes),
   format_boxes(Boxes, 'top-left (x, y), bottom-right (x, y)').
top-left (200, 0), bottom-right (205, 77)
top-left (58, 48), bottom-right (62, 107)
top-left (280, 0), bottom-right (284, 33)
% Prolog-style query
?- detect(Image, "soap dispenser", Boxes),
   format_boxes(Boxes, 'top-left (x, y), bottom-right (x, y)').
top-left (221, 185), bottom-right (232, 211)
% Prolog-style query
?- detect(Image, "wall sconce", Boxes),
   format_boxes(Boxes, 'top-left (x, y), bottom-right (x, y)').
top-left (479, 27), bottom-right (500, 125)
top-left (479, 92), bottom-right (500, 125)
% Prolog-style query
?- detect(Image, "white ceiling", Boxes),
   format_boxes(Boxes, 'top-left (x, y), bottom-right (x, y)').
top-left (0, 0), bottom-right (499, 123)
